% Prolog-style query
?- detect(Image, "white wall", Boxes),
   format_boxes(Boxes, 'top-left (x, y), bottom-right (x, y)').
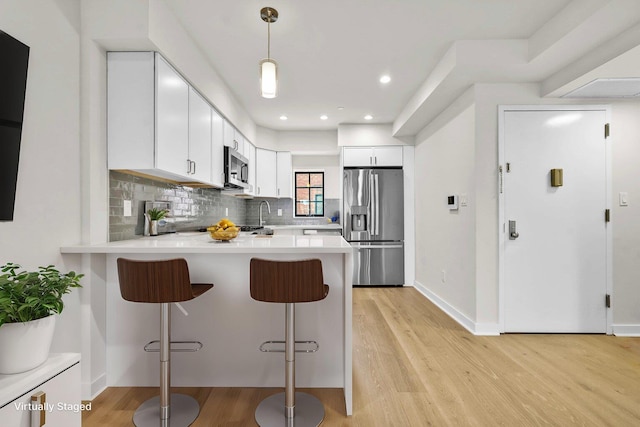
top-left (415, 82), bottom-right (640, 334)
top-left (292, 155), bottom-right (341, 199)
top-left (0, 0), bottom-right (82, 349)
top-left (414, 105), bottom-right (477, 323)
top-left (338, 123), bottom-right (413, 146)
top-left (610, 102), bottom-right (640, 332)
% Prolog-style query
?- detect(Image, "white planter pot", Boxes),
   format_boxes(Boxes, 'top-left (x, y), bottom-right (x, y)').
top-left (0, 315), bottom-right (56, 374)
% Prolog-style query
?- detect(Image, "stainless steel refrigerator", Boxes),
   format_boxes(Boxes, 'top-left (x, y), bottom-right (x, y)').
top-left (343, 168), bottom-right (404, 286)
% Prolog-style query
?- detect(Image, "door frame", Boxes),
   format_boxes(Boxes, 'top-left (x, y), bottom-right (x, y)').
top-left (497, 105), bottom-right (613, 334)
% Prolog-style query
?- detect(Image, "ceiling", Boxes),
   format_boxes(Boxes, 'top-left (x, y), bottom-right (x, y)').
top-left (163, 0), bottom-right (640, 133)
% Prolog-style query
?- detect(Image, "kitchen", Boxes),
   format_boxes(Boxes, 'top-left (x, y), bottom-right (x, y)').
top-left (1, 0), bottom-right (640, 426)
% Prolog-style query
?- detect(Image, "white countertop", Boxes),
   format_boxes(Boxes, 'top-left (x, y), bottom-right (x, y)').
top-left (266, 223), bottom-right (342, 230)
top-left (60, 233), bottom-right (353, 254)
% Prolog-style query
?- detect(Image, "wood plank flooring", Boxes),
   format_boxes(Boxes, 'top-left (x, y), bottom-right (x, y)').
top-left (82, 287), bottom-right (640, 426)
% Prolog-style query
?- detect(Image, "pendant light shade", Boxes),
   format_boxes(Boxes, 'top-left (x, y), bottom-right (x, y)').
top-left (260, 58), bottom-right (278, 98)
top-left (260, 7), bottom-right (279, 99)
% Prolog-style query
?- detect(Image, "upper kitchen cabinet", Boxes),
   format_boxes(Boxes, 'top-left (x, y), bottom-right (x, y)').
top-left (256, 148), bottom-right (277, 197)
top-left (276, 151), bottom-right (292, 198)
top-left (223, 119), bottom-right (245, 156)
top-left (343, 146), bottom-right (403, 167)
top-left (210, 108), bottom-right (225, 187)
top-left (107, 52), bottom-right (214, 185)
top-left (245, 141), bottom-right (256, 196)
top-left (187, 87), bottom-right (212, 183)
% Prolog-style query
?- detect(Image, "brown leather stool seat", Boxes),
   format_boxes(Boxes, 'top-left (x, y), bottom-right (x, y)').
top-left (117, 258), bottom-right (213, 427)
top-left (250, 258), bottom-right (329, 427)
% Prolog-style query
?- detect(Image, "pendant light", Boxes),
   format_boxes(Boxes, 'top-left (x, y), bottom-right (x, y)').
top-left (260, 7), bottom-right (278, 98)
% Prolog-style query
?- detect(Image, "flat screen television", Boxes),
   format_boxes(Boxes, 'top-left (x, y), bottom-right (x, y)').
top-left (0, 30), bottom-right (29, 221)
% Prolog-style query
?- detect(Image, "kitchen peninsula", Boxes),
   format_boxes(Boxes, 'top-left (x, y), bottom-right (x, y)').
top-left (60, 233), bottom-right (353, 414)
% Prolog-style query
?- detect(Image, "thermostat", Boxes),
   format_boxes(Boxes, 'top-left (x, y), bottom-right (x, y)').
top-left (448, 195), bottom-right (459, 210)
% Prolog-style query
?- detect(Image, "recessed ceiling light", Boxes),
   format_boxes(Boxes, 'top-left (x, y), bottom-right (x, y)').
top-left (337, 106), bottom-right (344, 110)
top-left (364, 115), bottom-right (373, 120)
top-left (320, 115), bottom-right (328, 120)
top-left (379, 75), bottom-right (391, 84)
top-left (280, 115), bottom-right (288, 120)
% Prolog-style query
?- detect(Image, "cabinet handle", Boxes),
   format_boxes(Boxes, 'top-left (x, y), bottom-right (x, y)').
top-left (370, 156), bottom-right (373, 165)
top-left (31, 391), bottom-right (46, 427)
top-left (277, 188), bottom-right (280, 196)
top-left (257, 186), bottom-right (260, 195)
top-left (374, 156), bottom-right (377, 165)
top-left (191, 161), bottom-right (196, 175)
top-left (187, 159), bottom-right (192, 174)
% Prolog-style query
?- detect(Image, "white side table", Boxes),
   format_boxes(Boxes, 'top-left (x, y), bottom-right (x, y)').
top-left (0, 353), bottom-right (81, 427)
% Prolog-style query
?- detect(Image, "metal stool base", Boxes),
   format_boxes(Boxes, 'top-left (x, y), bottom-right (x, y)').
top-left (133, 393), bottom-right (199, 427)
top-left (255, 392), bottom-right (324, 427)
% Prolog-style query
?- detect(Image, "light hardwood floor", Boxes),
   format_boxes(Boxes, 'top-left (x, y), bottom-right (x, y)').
top-left (83, 287), bottom-right (640, 426)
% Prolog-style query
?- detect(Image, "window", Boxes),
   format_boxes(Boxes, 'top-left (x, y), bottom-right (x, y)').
top-left (295, 172), bottom-right (324, 217)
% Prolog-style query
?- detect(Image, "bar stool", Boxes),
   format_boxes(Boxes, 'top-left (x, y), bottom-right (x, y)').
top-left (250, 258), bottom-right (329, 427)
top-left (116, 258), bottom-right (213, 427)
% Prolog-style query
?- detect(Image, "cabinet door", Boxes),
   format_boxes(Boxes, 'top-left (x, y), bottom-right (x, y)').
top-left (0, 363), bottom-right (81, 427)
top-left (210, 108), bottom-right (225, 187)
top-left (343, 147), bottom-right (374, 167)
top-left (256, 148), bottom-right (277, 197)
top-left (188, 88), bottom-right (212, 183)
top-left (223, 120), bottom-right (244, 155)
top-left (373, 146), bottom-right (403, 167)
top-left (155, 55), bottom-right (190, 177)
top-left (245, 142), bottom-right (256, 196)
top-left (276, 151), bottom-right (292, 198)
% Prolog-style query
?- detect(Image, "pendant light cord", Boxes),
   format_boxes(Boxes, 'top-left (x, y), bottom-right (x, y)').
top-left (267, 9), bottom-right (271, 60)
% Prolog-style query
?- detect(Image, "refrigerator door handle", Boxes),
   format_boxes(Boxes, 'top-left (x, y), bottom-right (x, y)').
top-left (374, 173), bottom-right (380, 236)
top-left (369, 173), bottom-right (375, 236)
top-left (351, 244), bottom-right (404, 249)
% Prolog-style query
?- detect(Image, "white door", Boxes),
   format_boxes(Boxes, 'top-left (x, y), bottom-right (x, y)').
top-left (502, 108), bottom-right (609, 333)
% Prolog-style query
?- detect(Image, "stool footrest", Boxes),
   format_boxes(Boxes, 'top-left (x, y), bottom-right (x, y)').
top-left (259, 340), bottom-right (319, 353)
top-left (144, 340), bottom-right (203, 352)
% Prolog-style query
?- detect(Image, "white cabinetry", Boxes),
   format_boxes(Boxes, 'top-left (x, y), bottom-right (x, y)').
top-left (245, 142), bottom-right (256, 196)
top-left (108, 52), bottom-right (220, 185)
top-left (210, 108), bottom-right (225, 187)
top-left (256, 148), bottom-right (277, 197)
top-left (223, 120), bottom-right (245, 155)
top-left (276, 151), bottom-right (292, 198)
top-left (0, 354), bottom-right (81, 427)
top-left (343, 146), bottom-right (403, 167)
top-left (188, 87), bottom-right (212, 183)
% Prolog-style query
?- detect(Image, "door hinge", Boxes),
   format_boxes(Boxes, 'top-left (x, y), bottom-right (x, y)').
top-left (606, 294), bottom-right (611, 308)
top-left (604, 123), bottom-right (610, 138)
top-left (605, 209), bottom-right (610, 223)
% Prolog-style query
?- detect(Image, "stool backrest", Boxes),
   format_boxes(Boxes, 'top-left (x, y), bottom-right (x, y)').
top-left (250, 258), bottom-right (328, 303)
top-left (117, 258), bottom-right (196, 303)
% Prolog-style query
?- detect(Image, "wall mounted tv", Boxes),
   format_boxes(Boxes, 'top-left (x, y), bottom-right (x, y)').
top-left (0, 30), bottom-right (29, 221)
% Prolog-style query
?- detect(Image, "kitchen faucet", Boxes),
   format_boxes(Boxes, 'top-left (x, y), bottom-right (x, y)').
top-left (259, 200), bottom-right (271, 226)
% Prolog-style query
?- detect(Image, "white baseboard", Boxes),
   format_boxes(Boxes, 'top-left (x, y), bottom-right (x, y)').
top-left (83, 373), bottom-right (107, 401)
top-left (612, 324), bottom-right (640, 337)
top-left (411, 281), bottom-right (499, 336)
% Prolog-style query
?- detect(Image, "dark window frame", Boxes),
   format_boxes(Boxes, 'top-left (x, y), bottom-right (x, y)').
top-left (294, 171), bottom-right (325, 217)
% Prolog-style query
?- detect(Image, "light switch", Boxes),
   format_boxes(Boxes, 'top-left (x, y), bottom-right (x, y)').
top-left (460, 193), bottom-right (468, 207)
top-left (278, 209), bottom-right (282, 216)
top-left (123, 200), bottom-right (132, 217)
top-left (225, 207), bottom-right (229, 216)
top-left (619, 192), bottom-right (629, 206)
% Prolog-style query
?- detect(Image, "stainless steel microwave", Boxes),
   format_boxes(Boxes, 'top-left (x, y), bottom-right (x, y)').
top-left (224, 146), bottom-right (250, 190)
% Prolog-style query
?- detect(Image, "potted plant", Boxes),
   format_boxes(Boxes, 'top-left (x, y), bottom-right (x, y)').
top-left (0, 263), bottom-right (83, 374)
top-left (145, 208), bottom-right (169, 236)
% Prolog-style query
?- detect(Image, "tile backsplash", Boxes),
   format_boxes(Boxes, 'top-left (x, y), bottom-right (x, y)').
top-left (109, 171), bottom-right (246, 241)
top-left (109, 171), bottom-right (341, 241)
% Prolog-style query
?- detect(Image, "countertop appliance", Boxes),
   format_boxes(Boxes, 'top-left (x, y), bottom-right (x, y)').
top-left (224, 146), bottom-right (250, 190)
top-left (343, 167), bottom-right (404, 286)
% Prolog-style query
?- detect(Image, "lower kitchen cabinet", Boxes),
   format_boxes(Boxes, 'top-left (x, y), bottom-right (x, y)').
top-left (0, 354), bottom-right (81, 427)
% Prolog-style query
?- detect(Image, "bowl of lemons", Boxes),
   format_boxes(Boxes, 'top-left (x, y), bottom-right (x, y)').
top-left (207, 218), bottom-right (240, 241)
